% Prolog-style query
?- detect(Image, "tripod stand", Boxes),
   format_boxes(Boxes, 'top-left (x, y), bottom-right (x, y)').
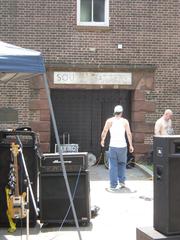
top-left (16, 135), bottom-right (39, 240)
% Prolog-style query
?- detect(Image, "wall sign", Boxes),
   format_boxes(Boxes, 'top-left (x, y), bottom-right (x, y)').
top-left (54, 72), bottom-right (132, 85)
top-left (0, 107), bottom-right (18, 123)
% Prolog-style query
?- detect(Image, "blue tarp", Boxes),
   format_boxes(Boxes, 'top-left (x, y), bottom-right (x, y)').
top-left (0, 41), bottom-right (45, 81)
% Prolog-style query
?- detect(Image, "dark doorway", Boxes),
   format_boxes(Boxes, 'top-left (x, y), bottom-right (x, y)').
top-left (50, 89), bottom-right (131, 158)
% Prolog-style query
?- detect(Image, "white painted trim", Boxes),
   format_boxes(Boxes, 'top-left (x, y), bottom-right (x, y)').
top-left (77, 0), bottom-right (109, 27)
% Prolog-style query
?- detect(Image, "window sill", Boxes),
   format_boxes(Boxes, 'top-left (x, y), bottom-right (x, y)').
top-left (76, 25), bottom-right (111, 32)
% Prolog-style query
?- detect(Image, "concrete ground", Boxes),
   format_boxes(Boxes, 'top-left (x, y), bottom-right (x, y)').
top-left (0, 164), bottom-right (153, 240)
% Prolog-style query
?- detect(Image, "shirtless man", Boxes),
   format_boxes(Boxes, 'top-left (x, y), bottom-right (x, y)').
top-left (154, 109), bottom-right (174, 135)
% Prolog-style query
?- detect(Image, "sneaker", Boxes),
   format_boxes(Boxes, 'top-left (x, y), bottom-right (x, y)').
top-left (108, 186), bottom-right (118, 191)
top-left (119, 182), bottom-right (125, 188)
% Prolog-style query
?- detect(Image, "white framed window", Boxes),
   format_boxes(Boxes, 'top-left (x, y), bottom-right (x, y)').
top-left (77, 0), bottom-right (109, 27)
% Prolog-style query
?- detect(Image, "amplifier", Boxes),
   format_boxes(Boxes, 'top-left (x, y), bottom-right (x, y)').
top-left (0, 130), bottom-right (40, 227)
top-left (40, 152), bottom-right (88, 172)
top-left (0, 129), bottom-right (38, 147)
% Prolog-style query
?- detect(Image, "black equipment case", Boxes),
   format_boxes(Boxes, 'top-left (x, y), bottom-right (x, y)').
top-left (0, 129), bottom-right (40, 227)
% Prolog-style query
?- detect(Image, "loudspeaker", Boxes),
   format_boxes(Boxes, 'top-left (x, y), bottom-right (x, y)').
top-left (153, 135), bottom-right (180, 235)
top-left (0, 130), bottom-right (40, 227)
top-left (39, 171), bottom-right (91, 225)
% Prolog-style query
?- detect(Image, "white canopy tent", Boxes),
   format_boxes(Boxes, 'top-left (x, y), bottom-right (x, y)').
top-left (0, 41), bottom-right (45, 81)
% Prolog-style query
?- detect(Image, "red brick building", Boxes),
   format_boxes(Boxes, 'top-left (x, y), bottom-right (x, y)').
top-left (0, 0), bottom-right (179, 160)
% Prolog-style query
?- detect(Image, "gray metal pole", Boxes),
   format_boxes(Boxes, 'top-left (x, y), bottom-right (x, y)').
top-left (18, 146), bottom-right (39, 216)
top-left (42, 74), bottom-right (82, 240)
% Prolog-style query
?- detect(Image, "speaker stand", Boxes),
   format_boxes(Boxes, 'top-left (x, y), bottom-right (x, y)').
top-left (137, 227), bottom-right (180, 240)
top-left (16, 135), bottom-right (39, 217)
top-left (25, 181), bottom-right (29, 240)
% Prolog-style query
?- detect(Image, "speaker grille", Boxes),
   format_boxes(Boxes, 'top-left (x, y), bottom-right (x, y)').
top-left (40, 171), bottom-right (91, 225)
top-left (169, 158), bottom-right (180, 232)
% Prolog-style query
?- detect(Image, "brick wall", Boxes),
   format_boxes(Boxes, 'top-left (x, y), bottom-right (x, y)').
top-left (0, 0), bottom-right (179, 157)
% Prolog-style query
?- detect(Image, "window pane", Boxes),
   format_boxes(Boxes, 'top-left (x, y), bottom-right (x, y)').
top-left (80, 0), bottom-right (92, 22)
top-left (93, 0), bottom-right (105, 22)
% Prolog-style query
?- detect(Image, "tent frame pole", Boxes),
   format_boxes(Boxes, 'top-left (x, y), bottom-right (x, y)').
top-left (42, 74), bottom-right (82, 240)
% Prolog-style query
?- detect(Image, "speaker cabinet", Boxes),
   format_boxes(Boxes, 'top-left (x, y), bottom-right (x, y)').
top-left (0, 130), bottom-right (39, 227)
top-left (153, 135), bottom-right (180, 235)
top-left (39, 171), bottom-right (91, 225)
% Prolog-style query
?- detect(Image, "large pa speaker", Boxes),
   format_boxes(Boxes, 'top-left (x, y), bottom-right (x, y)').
top-left (153, 135), bottom-right (180, 235)
top-left (39, 171), bottom-right (91, 225)
top-left (0, 130), bottom-right (40, 227)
